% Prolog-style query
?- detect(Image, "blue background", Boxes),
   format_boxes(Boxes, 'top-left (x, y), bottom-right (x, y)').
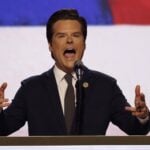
top-left (0, 0), bottom-right (113, 25)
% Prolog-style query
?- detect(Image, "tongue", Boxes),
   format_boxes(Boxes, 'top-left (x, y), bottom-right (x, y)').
top-left (64, 53), bottom-right (75, 58)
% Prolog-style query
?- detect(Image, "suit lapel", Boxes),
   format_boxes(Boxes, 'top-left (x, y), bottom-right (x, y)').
top-left (44, 68), bottom-right (67, 133)
top-left (42, 67), bottom-right (93, 134)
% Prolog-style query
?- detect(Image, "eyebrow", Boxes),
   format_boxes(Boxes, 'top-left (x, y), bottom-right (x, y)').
top-left (55, 32), bottom-right (82, 36)
top-left (55, 32), bottom-right (65, 36)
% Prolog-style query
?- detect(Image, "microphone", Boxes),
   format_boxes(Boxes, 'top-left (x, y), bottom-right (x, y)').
top-left (74, 60), bottom-right (84, 80)
top-left (74, 60), bottom-right (85, 134)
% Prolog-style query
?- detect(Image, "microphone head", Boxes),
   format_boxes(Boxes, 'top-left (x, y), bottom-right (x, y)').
top-left (74, 60), bottom-right (84, 80)
top-left (74, 60), bottom-right (83, 69)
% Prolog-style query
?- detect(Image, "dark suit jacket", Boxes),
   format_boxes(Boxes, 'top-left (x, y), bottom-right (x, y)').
top-left (0, 67), bottom-right (149, 136)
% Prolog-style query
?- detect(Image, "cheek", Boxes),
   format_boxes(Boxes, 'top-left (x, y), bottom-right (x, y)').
top-left (81, 49), bottom-right (85, 58)
top-left (78, 42), bottom-right (85, 53)
top-left (78, 40), bottom-right (85, 48)
top-left (53, 49), bottom-right (64, 61)
top-left (50, 42), bottom-right (62, 55)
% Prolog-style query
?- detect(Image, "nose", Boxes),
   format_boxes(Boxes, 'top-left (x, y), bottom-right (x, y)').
top-left (66, 36), bottom-right (73, 43)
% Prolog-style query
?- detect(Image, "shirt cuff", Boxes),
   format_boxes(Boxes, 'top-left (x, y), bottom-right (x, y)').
top-left (137, 115), bottom-right (149, 124)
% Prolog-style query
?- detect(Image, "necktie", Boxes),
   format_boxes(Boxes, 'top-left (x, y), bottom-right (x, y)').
top-left (64, 73), bottom-right (75, 134)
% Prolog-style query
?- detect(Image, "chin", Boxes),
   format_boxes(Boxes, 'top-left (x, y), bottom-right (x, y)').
top-left (65, 65), bottom-right (74, 73)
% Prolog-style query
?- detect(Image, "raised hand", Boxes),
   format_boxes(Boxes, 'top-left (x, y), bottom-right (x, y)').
top-left (125, 85), bottom-right (149, 119)
top-left (0, 82), bottom-right (10, 109)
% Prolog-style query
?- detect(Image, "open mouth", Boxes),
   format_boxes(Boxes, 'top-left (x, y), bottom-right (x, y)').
top-left (63, 49), bottom-right (76, 58)
top-left (64, 49), bottom-right (76, 54)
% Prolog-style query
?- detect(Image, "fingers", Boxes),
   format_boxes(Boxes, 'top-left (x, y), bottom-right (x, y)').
top-left (140, 93), bottom-right (145, 102)
top-left (135, 85), bottom-right (145, 102)
top-left (0, 82), bottom-right (10, 108)
top-left (0, 98), bottom-right (10, 108)
top-left (125, 106), bottom-right (149, 118)
top-left (0, 82), bottom-right (7, 99)
top-left (0, 82), bottom-right (7, 92)
top-left (126, 85), bottom-right (149, 119)
top-left (135, 85), bottom-right (146, 109)
top-left (125, 106), bottom-right (136, 112)
top-left (135, 85), bottom-right (141, 98)
top-left (135, 85), bottom-right (140, 97)
top-left (135, 95), bottom-right (145, 109)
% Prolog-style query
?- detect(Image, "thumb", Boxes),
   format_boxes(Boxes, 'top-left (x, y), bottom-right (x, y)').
top-left (135, 85), bottom-right (140, 98)
top-left (0, 82), bottom-right (7, 93)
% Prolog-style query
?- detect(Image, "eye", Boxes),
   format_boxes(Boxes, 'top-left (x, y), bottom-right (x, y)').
top-left (73, 33), bottom-right (82, 37)
top-left (56, 33), bottom-right (66, 38)
top-left (58, 34), bottom-right (65, 38)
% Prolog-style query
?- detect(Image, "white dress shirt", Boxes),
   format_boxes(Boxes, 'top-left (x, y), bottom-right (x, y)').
top-left (53, 65), bottom-right (77, 114)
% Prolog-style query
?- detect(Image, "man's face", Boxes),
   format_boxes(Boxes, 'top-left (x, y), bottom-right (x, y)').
top-left (49, 20), bottom-right (85, 73)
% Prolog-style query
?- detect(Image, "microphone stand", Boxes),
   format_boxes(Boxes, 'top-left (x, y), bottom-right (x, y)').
top-left (75, 69), bottom-right (85, 134)
top-left (73, 60), bottom-right (85, 134)
top-left (75, 79), bottom-right (83, 134)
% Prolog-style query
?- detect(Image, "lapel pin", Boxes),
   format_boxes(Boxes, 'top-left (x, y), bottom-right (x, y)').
top-left (83, 82), bottom-right (89, 88)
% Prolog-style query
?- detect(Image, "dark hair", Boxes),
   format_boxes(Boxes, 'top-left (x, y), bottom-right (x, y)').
top-left (46, 9), bottom-right (87, 43)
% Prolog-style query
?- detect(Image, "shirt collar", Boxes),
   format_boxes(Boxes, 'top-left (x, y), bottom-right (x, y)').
top-left (53, 65), bottom-right (77, 82)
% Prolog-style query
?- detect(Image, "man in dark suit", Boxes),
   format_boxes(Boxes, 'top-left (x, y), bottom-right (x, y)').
top-left (0, 9), bottom-right (149, 136)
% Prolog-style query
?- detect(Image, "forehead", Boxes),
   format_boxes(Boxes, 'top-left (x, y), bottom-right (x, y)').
top-left (52, 20), bottom-right (82, 32)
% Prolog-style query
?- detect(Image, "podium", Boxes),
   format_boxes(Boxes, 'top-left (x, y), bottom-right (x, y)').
top-left (0, 136), bottom-right (150, 145)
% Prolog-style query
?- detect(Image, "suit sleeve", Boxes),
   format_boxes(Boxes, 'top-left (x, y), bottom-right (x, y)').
top-left (110, 81), bottom-right (150, 135)
top-left (0, 83), bottom-right (27, 136)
